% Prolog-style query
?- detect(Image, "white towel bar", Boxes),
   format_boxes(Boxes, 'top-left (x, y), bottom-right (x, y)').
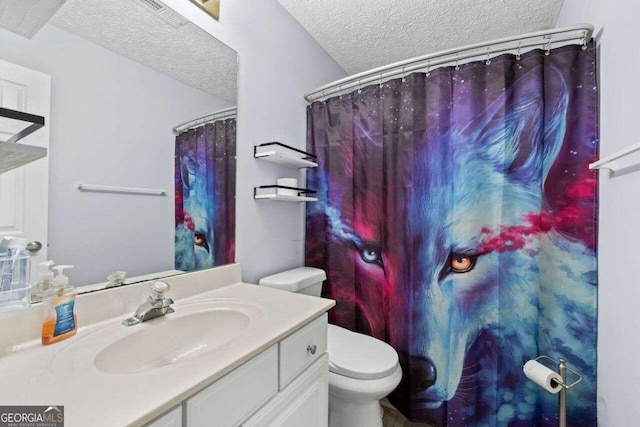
top-left (77, 182), bottom-right (166, 196)
top-left (589, 141), bottom-right (640, 172)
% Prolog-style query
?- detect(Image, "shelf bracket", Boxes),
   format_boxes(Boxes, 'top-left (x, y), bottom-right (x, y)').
top-left (0, 107), bottom-right (45, 144)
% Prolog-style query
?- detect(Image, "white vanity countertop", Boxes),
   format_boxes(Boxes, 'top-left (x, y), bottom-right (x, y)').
top-left (0, 279), bottom-right (335, 426)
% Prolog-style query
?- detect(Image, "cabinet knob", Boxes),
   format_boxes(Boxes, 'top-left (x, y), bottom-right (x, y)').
top-left (307, 344), bottom-right (317, 355)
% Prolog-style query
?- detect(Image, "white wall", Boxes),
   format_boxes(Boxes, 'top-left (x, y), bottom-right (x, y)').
top-left (0, 25), bottom-right (229, 286)
top-left (163, 0), bottom-right (346, 283)
top-left (556, 3), bottom-right (640, 426)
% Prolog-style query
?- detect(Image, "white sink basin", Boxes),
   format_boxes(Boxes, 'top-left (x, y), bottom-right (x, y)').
top-left (50, 298), bottom-right (266, 376)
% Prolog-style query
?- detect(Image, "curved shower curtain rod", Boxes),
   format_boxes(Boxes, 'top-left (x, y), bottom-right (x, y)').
top-left (172, 106), bottom-right (237, 135)
top-left (305, 24), bottom-right (595, 103)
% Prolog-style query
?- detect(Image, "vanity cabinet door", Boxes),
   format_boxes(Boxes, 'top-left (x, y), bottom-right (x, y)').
top-left (242, 353), bottom-right (329, 427)
top-left (145, 405), bottom-right (182, 427)
top-left (185, 345), bottom-right (278, 427)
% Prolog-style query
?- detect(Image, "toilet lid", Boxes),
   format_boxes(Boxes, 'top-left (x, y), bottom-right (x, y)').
top-left (327, 324), bottom-right (399, 380)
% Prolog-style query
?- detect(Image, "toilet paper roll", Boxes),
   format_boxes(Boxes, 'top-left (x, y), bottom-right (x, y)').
top-left (276, 178), bottom-right (299, 196)
top-left (523, 360), bottom-right (563, 394)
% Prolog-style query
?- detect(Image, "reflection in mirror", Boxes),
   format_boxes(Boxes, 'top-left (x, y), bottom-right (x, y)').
top-left (0, 0), bottom-right (238, 295)
top-left (174, 108), bottom-right (236, 271)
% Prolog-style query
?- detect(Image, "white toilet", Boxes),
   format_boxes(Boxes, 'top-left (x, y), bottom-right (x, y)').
top-left (259, 267), bottom-right (402, 427)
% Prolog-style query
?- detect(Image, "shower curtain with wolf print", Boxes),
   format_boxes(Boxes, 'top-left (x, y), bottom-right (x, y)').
top-left (305, 43), bottom-right (598, 426)
top-left (175, 118), bottom-right (236, 271)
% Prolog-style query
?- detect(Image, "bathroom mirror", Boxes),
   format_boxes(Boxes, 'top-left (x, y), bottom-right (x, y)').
top-left (0, 0), bottom-right (238, 293)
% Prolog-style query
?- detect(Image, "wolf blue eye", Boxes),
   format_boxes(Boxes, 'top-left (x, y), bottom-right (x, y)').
top-left (358, 243), bottom-right (383, 267)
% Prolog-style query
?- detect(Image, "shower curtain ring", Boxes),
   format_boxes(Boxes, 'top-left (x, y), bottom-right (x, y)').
top-left (338, 84), bottom-right (343, 99)
top-left (516, 43), bottom-right (522, 61)
top-left (357, 80), bottom-right (362, 94)
top-left (401, 67), bottom-right (406, 82)
top-left (455, 54), bottom-right (460, 71)
top-left (426, 61), bottom-right (431, 77)
top-left (582, 31), bottom-right (588, 50)
top-left (321, 90), bottom-right (326, 103)
top-left (486, 48), bottom-right (492, 65)
top-left (379, 73), bottom-right (384, 88)
top-left (545, 38), bottom-right (552, 56)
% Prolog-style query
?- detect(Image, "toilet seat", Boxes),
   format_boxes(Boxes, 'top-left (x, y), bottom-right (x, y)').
top-left (327, 324), bottom-right (399, 380)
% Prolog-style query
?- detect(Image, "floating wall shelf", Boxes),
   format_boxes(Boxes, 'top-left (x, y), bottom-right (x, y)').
top-left (0, 107), bottom-right (47, 174)
top-left (254, 194), bottom-right (318, 202)
top-left (0, 142), bottom-right (47, 174)
top-left (254, 142), bottom-right (318, 169)
top-left (254, 185), bottom-right (318, 203)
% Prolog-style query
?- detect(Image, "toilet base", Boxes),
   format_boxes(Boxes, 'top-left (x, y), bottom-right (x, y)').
top-left (329, 393), bottom-right (383, 427)
top-left (327, 364), bottom-right (402, 427)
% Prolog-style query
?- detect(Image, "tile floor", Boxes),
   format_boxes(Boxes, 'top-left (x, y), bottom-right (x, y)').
top-left (381, 400), bottom-right (436, 427)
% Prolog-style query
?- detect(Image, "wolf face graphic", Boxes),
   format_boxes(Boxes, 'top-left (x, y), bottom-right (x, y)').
top-left (306, 60), bottom-right (597, 426)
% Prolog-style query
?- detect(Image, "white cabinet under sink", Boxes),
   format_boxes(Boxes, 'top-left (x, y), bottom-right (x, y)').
top-left (242, 355), bottom-right (328, 427)
top-left (186, 346), bottom-right (278, 426)
top-left (146, 406), bottom-right (182, 427)
top-left (146, 314), bottom-right (328, 427)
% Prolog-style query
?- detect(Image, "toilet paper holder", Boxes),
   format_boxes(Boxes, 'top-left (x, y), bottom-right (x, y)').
top-left (531, 355), bottom-right (583, 390)
top-left (525, 355), bottom-right (583, 427)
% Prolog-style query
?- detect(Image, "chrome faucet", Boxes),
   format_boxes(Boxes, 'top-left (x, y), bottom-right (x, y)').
top-left (122, 281), bottom-right (174, 326)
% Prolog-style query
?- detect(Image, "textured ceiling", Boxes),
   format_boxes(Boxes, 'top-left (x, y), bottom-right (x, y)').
top-left (0, 0), bottom-right (67, 39)
top-left (277, 0), bottom-right (564, 75)
top-left (50, 0), bottom-right (237, 103)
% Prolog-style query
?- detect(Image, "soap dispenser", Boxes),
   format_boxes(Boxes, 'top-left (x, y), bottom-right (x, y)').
top-left (42, 265), bottom-right (77, 345)
top-left (32, 260), bottom-right (55, 303)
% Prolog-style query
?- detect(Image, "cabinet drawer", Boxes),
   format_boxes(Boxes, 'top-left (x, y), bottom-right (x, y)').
top-left (185, 345), bottom-right (278, 427)
top-left (279, 313), bottom-right (327, 389)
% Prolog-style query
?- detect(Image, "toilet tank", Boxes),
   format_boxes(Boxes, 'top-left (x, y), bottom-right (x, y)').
top-left (258, 267), bottom-right (327, 297)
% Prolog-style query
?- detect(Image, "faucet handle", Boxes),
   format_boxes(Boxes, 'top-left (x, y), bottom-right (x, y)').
top-left (150, 281), bottom-right (171, 300)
